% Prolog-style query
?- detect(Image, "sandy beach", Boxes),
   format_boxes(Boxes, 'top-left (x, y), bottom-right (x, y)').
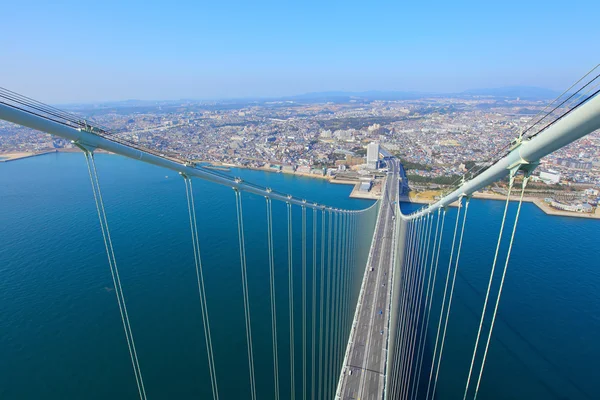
top-left (0, 150), bottom-right (58, 162)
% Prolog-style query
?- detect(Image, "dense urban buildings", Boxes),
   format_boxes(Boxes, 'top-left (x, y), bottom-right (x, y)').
top-left (2, 93), bottom-right (599, 212)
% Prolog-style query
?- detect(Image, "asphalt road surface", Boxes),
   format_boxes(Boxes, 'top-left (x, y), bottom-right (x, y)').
top-left (337, 159), bottom-right (399, 399)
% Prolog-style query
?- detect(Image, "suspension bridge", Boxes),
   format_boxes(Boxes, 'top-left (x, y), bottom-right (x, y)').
top-left (1, 65), bottom-right (599, 399)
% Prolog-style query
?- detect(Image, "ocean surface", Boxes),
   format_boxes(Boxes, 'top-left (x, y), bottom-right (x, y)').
top-left (1, 153), bottom-right (599, 399)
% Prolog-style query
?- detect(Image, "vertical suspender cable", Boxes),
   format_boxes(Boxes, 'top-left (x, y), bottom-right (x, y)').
top-left (343, 212), bottom-right (351, 365)
top-left (413, 209), bottom-right (446, 400)
top-left (311, 208), bottom-right (318, 400)
top-left (400, 215), bottom-right (425, 399)
top-left (399, 217), bottom-right (425, 394)
top-left (336, 212), bottom-right (346, 376)
top-left (389, 217), bottom-right (406, 398)
top-left (287, 202), bottom-right (296, 400)
top-left (318, 209), bottom-right (326, 400)
top-left (266, 198), bottom-right (280, 400)
top-left (184, 177), bottom-right (219, 400)
top-left (234, 190), bottom-right (257, 400)
top-left (330, 211), bottom-right (340, 395)
top-left (335, 211), bottom-right (344, 393)
top-left (402, 213), bottom-right (434, 399)
top-left (395, 217), bottom-right (419, 398)
top-left (473, 176), bottom-right (530, 400)
top-left (406, 213), bottom-right (435, 398)
top-left (396, 219), bottom-right (417, 397)
top-left (343, 212), bottom-right (349, 339)
top-left (332, 210), bottom-right (340, 396)
top-left (391, 219), bottom-right (415, 398)
top-left (337, 212), bottom-right (345, 368)
top-left (399, 215), bottom-right (425, 398)
top-left (85, 152), bottom-right (147, 400)
top-left (301, 206), bottom-right (307, 400)
top-left (344, 212), bottom-right (349, 335)
top-left (431, 197), bottom-right (471, 399)
top-left (462, 175), bottom-right (515, 400)
top-left (349, 213), bottom-right (355, 330)
top-left (351, 212), bottom-right (358, 309)
top-left (426, 197), bottom-right (464, 400)
top-left (323, 210), bottom-right (333, 399)
top-left (348, 212), bottom-right (356, 330)
top-left (411, 211), bottom-right (440, 399)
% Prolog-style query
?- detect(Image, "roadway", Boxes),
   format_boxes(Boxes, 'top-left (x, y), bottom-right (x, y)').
top-left (337, 159), bottom-right (399, 399)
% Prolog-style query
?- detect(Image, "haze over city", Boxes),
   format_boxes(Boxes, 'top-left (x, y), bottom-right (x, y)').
top-left (2, 0), bottom-right (598, 103)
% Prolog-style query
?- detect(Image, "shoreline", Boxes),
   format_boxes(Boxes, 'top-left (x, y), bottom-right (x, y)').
top-left (474, 192), bottom-right (600, 219)
top-left (402, 190), bottom-right (600, 220)
top-left (2, 149), bottom-right (380, 200)
top-left (0, 148), bottom-right (111, 162)
top-left (4, 150), bottom-right (597, 219)
top-left (0, 149), bottom-right (58, 162)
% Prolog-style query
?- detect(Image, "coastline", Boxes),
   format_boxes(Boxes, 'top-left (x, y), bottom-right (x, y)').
top-left (402, 190), bottom-right (600, 220)
top-left (0, 149), bottom-right (58, 162)
top-left (4, 150), bottom-right (597, 219)
top-left (473, 192), bottom-right (600, 219)
top-left (2, 149), bottom-right (380, 200)
top-left (0, 148), bottom-right (112, 162)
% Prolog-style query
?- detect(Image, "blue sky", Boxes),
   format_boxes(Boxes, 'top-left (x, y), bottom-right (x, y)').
top-left (1, 0), bottom-right (598, 103)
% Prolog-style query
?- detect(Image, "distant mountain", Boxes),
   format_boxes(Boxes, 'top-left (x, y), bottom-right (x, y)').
top-left (461, 86), bottom-right (559, 100)
top-left (58, 86), bottom-right (561, 110)
top-left (284, 87), bottom-right (560, 102)
top-left (284, 91), bottom-right (425, 103)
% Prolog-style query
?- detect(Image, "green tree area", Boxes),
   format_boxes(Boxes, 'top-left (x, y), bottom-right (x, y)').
top-left (397, 158), bottom-right (432, 171)
top-left (352, 146), bottom-right (367, 156)
top-left (407, 174), bottom-right (461, 185)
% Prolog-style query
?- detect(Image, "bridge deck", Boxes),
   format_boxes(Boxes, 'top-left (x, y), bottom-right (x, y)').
top-left (337, 160), bottom-right (398, 399)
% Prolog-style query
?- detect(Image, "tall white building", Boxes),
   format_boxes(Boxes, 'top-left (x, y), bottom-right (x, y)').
top-left (366, 142), bottom-right (380, 169)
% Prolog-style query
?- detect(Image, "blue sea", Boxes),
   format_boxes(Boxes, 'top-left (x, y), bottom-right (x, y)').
top-left (1, 153), bottom-right (599, 399)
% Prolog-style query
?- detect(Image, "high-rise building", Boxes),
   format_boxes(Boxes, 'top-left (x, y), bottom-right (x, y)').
top-left (367, 142), bottom-right (380, 169)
